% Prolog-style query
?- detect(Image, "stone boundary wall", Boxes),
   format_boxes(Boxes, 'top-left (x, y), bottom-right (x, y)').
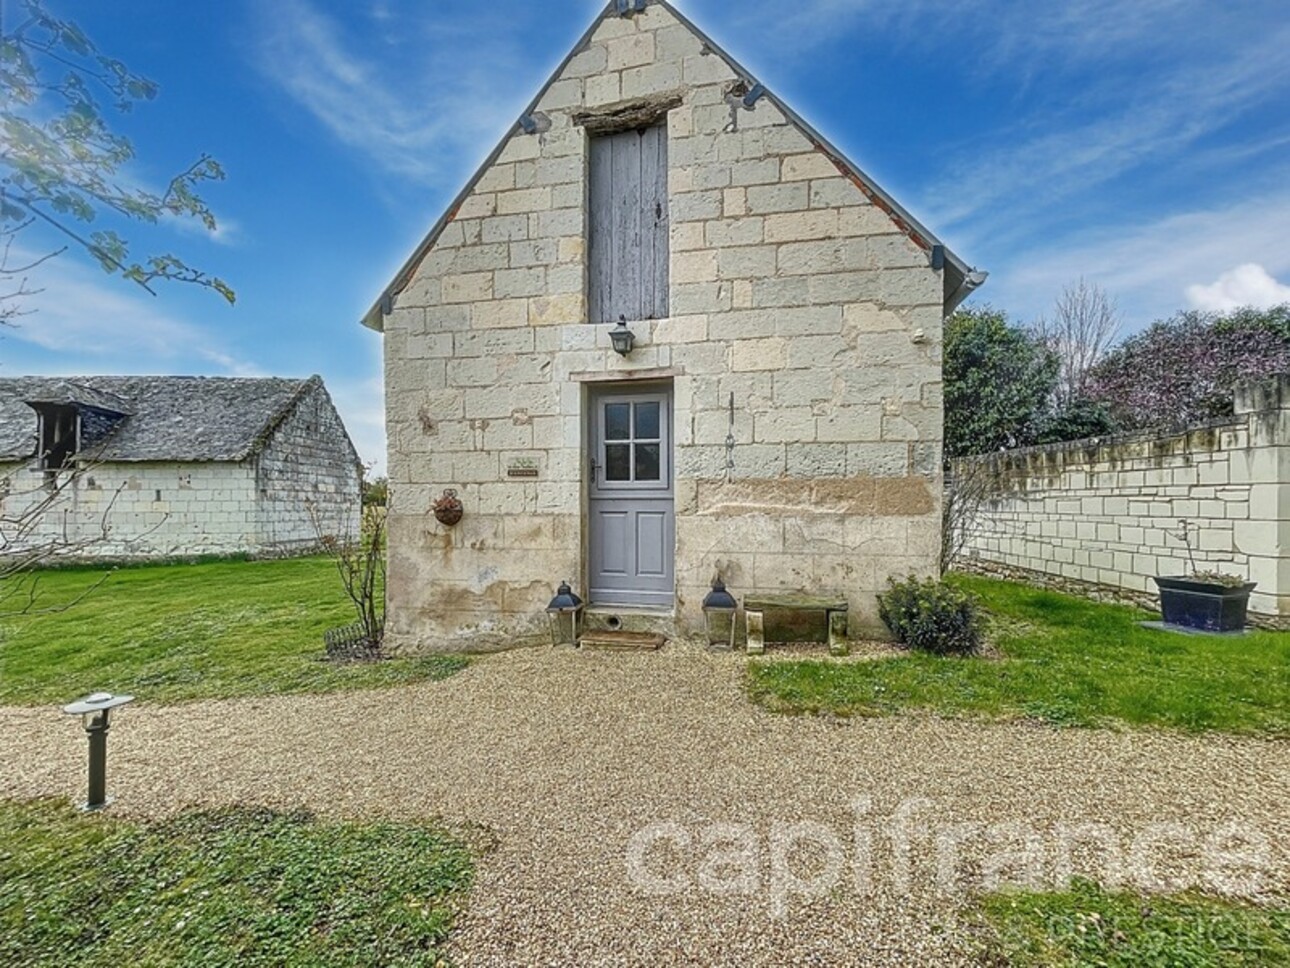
top-left (954, 375), bottom-right (1290, 627)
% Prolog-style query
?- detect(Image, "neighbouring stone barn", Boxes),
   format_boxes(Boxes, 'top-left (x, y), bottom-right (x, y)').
top-left (0, 375), bottom-right (361, 561)
top-left (366, 0), bottom-right (984, 651)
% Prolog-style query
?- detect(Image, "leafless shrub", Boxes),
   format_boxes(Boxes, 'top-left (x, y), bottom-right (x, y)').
top-left (941, 457), bottom-right (998, 574)
top-left (307, 499), bottom-right (385, 658)
top-left (0, 459), bottom-right (142, 616)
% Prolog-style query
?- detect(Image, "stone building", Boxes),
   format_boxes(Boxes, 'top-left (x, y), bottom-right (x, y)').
top-left (365, 0), bottom-right (984, 650)
top-left (0, 375), bottom-right (361, 560)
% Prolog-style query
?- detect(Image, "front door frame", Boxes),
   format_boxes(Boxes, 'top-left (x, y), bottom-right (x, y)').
top-left (583, 378), bottom-right (676, 609)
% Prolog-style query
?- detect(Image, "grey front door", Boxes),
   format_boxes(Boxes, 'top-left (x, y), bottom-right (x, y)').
top-left (588, 386), bottom-right (674, 607)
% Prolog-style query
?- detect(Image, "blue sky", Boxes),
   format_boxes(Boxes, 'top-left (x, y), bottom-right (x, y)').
top-left (5, 0), bottom-right (1289, 473)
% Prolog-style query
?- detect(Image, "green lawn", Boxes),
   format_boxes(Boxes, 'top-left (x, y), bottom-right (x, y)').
top-left (979, 878), bottom-right (1290, 967)
top-left (747, 575), bottom-right (1290, 735)
top-left (0, 799), bottom-right (475, 966)
top-left (0, 558), bottom-right (467, 705)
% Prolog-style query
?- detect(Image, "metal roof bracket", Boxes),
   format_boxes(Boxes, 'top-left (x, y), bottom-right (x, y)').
top-left (725, 81), bottom-right (766, 132)
top-left (519, 112), bottom-right (552, 135)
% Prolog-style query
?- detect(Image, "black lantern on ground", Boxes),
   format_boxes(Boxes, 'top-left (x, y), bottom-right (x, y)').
top-left (546, 581), bottom-right (584, 647)
top-left (702, 577), bottom-right (739, 650)
top-left (610, 317), bottom-right (636, 356)
top-left (62, 692), bottom-right (134, 810)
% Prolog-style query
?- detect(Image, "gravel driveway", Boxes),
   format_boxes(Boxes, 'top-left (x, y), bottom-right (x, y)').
top-left (2, 644), bottom-right (1287, 965)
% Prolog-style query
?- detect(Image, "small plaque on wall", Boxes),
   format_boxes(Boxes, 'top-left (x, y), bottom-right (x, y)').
top-left (507, 460), bottom-right (539, 479)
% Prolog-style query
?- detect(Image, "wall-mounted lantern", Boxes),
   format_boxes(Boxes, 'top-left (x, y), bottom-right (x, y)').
top-left (610, 316), bottom-right (636, 357)
top-left (546, 580), bottom-right (584, 647)
top-left (702, 576), bottom-right (739, 651)
top-left (62, 691), bottom-right (134, 810)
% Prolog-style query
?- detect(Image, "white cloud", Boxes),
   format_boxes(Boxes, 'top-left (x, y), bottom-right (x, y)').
top-left (722, 0), bottom-right (1228, 69)
top-left (254, 0), bottom-right (539, 185)
top-left (985, 188), bottom-right (1290, 326)
top-left (160, 210), bottom-right (243, 248)
top-left (1186, 264), bottom-right (1290, 313)
top-left (1, 251), bottom-right (262, 376)
top-left (696, 0), bottom-right (1290, 293)
top-left (951, 0), bottom-right (1234, 77)
top-left (925, 24), bottom-right (1290, 235)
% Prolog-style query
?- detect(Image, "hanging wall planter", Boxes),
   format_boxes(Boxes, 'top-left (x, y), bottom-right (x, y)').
top-left (433, 488), bottom-right (463, 526)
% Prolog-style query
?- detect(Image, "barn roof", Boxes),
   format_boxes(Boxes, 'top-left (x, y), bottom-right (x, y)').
top-left (360, 0), bottom-right (985, 333)
top-left (0, 375), bottom-right (328, 463)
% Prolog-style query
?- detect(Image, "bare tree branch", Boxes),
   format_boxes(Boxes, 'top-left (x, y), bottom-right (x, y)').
top-left (0, 0), bottom-right (235, 310)
top-left (1033, 278), bottom-right (1122, 406)
top-left (0, 466), bottom-right (111, 616)
top-left (0, 216), bottom-right (61, 326)
top-left (0, 448), bottom-right (168, 617)
top-left (5, 193), bottom-right (158, 295)
top-left (941, 457), bottom-right (998, 574)
top-left (307, 498), bottom-right (385, 656)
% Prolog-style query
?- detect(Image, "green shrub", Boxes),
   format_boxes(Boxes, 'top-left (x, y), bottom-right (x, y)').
top-left (878, 575), bottom-right (982, 655)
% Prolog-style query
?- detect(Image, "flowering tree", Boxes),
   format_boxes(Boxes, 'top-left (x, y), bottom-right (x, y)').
top-left (1086, 305), bottom-right (1290, 430)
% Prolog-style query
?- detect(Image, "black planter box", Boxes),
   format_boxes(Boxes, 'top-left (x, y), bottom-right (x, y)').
top-left (1153, 577), bottom-right (1257, 633)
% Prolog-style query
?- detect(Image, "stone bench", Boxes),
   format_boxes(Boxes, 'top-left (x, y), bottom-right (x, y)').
top-left (744, 593), bottom-right (849, 656)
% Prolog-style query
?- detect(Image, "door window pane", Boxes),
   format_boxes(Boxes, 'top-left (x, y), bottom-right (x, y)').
top-left (635, 443), bottom-right (661, 481)
top-left (605, 403), bottom-right (631, 440)
top-left (605, 443), bottom-right (631, 481)
top-left (634, 401), bottom-right (660, 440)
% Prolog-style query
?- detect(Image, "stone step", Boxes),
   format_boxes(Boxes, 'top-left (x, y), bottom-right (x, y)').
top-left (579, 630), bottom-right (666, 652)
top-left (582, 607), bottom-right (674, 638)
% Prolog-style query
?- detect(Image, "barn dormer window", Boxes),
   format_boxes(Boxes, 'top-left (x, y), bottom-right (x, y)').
top-left (35, 404), bottom-right (78, 473)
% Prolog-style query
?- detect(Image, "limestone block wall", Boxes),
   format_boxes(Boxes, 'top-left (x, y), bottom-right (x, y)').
top-left (0, 460), bottom-right (261, 559)
top-left (383, 1), bottom-right (946, 650)
top-left (255, 382), bottom-right (363, 550)
top-left (956, 376), bottom-right (1290, 626)
top-left (0, 383), bottom-right (361, 562)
